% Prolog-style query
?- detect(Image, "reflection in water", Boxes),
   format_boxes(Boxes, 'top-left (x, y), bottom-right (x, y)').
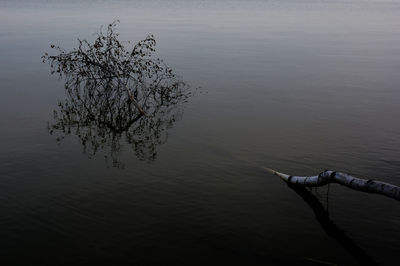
top-left (287, 184), bottom-right (378, 265)
top-left (43, 21), bottom-right (192, 166)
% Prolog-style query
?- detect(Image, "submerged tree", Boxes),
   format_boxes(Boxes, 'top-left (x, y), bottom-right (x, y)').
top-left (43, 21), bottom-right (192, 166)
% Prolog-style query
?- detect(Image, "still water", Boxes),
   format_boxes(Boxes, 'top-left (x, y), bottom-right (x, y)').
top-left (1, 0), bottom-right (400, 265)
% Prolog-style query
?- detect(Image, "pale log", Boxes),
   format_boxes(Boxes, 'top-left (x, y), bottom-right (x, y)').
top-left (264, 167), bottom-right (400, 201)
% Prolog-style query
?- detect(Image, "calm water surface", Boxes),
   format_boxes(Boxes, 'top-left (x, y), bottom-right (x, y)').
top-left (1, 0), bottom-right (400, 265)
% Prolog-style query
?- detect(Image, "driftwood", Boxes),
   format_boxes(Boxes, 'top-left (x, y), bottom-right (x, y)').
top-left (264, 168), bottom-right (400, 201)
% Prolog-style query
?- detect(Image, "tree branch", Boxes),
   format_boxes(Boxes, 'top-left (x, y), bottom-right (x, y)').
top-left (264, 167), bottom-right (400, 201)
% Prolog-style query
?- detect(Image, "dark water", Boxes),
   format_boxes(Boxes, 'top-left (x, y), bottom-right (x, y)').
top-left (1, 0), bottom-right (400, 265)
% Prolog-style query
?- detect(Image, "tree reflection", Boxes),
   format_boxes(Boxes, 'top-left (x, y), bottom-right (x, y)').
top-left (43, 21), bottom-right (192, 166)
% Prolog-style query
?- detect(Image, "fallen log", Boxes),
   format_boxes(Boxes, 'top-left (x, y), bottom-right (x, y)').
top-left (264, 168), bottom-right (400, 201)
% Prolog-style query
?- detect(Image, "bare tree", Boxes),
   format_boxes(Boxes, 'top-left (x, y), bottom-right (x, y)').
top-left (43, 21), bottom-right (192, 166)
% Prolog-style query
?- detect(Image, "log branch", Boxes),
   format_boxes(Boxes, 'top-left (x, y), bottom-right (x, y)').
top-left (264, 167), bottom-right (400, 201)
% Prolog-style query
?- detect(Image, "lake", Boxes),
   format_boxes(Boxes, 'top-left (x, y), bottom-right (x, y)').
top-left (1, 0), bottom-right (400, 265)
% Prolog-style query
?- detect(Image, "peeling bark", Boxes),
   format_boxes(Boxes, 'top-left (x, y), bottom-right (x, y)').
top-left (264, 168), bottom-right (400, 201)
